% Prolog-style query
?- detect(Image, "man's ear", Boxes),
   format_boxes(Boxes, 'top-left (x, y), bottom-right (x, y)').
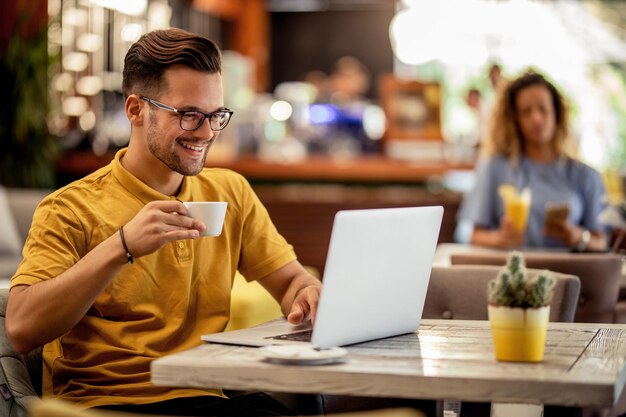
top-left (125, 95), bottom-right (144, 127)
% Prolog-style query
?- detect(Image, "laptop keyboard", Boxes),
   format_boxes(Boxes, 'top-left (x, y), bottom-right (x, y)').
top-left (267, 329), bottom-right (312, 342)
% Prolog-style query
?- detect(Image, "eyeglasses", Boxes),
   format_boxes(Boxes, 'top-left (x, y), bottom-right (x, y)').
top-left (140, 96), bottom-right (233, 131)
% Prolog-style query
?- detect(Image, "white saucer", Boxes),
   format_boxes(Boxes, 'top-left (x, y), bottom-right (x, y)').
top-left (259, 345), bottom-right (348, 366)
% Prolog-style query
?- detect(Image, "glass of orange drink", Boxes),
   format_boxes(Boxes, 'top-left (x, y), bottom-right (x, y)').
top-left (498, 185), bottom-right (532, 233)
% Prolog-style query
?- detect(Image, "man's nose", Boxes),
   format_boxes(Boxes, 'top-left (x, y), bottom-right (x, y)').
top-left (193, 118), bottom-right (217, 139)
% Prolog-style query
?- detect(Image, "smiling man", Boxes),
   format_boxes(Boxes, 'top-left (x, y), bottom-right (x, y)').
top-left (6, 28), bottom-right (321, 416)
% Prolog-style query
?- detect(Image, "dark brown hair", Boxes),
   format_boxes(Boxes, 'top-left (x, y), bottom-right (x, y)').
top-left (122, 28), bottom-right (221, 97)
top-left (485, 70), bottom-right (571, 162)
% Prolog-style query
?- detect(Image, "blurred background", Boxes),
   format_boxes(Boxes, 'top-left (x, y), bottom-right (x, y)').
top-left (2, 0), bottom-right (626, 272)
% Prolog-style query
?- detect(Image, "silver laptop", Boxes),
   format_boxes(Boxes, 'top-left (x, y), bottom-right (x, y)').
top-left (202, 205), bottom-right (443, 348)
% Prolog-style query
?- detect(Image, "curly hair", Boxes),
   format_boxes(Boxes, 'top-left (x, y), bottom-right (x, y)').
top-left (483, 70), bottom-right (571, 163)
top-left (122, 28), bottom-right (221, 98)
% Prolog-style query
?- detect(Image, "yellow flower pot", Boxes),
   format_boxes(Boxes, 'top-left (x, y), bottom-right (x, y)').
top-left (488, 305), bottom-right (550, 362)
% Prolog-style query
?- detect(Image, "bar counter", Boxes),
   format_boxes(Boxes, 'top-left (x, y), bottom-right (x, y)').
top-left (56, 151), bottom-right (473, 184)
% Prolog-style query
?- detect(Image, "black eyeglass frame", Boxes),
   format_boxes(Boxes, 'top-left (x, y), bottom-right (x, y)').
top-left (140, 96), bottom-right (233, 131)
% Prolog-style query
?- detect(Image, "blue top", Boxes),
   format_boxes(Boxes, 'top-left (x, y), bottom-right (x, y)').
top-left (458, 155), bottom-right (608, 248)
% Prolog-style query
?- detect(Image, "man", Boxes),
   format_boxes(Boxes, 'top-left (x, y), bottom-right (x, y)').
top-left (6, 28), bottom-right (321, 415)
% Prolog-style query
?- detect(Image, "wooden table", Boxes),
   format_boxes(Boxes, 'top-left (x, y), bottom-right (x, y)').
top-left (151, 319), bottom-right (626, 409)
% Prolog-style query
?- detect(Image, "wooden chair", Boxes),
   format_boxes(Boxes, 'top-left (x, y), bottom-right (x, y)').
top-left (424, 265), bottom-right (581, 322)
top-left (450, 252), bottom-right (624, 323)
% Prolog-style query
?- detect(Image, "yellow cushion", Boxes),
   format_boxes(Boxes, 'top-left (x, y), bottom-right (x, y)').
top-left (30, 398), bottom-right (425, 417)
top-left (29, 398), bottom-right (145, 417)
top-left (226, 274), bottom-right (283, 331)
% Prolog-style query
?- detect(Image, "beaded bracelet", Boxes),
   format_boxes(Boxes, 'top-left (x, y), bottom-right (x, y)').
top-left (119, 225), bottom-right (134, 264)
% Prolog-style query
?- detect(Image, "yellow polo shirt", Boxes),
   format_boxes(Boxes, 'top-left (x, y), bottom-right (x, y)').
top-left (11, 148), bottom-right (296, 408)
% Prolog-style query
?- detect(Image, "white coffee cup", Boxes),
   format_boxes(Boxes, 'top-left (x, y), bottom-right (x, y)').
top-left (183, 202), bottom-right (228, 237)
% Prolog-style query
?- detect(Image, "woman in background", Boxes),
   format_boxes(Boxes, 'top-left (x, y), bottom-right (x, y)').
top-left (458, 70), bottom-right (608, 251)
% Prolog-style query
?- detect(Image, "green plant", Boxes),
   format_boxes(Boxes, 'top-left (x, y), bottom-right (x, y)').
top-left (0, 10), bottom-right (57, 188)
top-left (488, 251), bottom-right (555, 308)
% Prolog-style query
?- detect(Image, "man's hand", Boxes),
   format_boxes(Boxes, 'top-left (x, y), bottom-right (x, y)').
top-left (287, 284), bottom-right (321, 326)
top-left (258, 261), bottom-right (322, 327)
top-left (121, 200), bottom-right (206, 260)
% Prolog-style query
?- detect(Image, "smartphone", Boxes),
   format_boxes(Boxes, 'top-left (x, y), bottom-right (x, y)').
top-left (544, 202), bottom-right (570, 226)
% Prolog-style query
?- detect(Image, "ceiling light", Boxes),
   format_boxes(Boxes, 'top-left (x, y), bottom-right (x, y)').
top-left (76, 76), bottom-right (103, 96)
top-left (63, 97), bottom-right (89, 117)
top-left (77, 33), bottom-right (102, 52)
top-left (63, 52), bottom-right (89, 72)
top-left (62, 7), bottom-right (88, 26)
top-left (53, 73), bottom-right (74, 92)
top-left (79, 111), bottom-right (97, 131)
top-left (121, 23), bottom-right (143, 42)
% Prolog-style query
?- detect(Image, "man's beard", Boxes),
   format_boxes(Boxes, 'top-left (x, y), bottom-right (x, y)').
top-left (146, 113), bottom-right (209, 176)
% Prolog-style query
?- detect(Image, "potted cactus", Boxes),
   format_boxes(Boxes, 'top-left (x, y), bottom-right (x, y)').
top-left (487, 251), bottom-right (555, 362)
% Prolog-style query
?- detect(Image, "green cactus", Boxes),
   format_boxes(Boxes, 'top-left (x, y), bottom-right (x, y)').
top-left (488, 252), bottom-right (555, 308)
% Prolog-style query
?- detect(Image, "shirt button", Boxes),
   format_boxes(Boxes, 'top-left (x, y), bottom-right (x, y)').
top-left (178, 242), bottom-right (185, 249)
